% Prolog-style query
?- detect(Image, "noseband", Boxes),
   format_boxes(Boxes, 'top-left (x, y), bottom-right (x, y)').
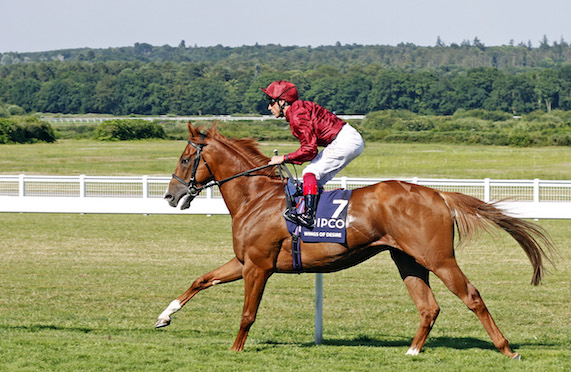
top-left (171, 133), bottom-right (275, 203)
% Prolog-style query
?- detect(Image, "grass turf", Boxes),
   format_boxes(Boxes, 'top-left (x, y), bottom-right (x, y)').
top-left (0, 139), bottom-right (570, 180)
top-left (0, 214), bottom-right (568, 371)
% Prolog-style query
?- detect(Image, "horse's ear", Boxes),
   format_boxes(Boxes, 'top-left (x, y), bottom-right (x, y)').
top-left (187, 122), bottom-right (198, 137)
top-left (208, 121), bottom-right (221, 138)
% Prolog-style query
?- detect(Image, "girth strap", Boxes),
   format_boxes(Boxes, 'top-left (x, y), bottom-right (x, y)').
top-left (292, 225), bottom-right (302, 273)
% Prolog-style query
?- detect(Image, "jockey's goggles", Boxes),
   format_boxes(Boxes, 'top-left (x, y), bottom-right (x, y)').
top-left (265, 95), bottom-right (278, 105)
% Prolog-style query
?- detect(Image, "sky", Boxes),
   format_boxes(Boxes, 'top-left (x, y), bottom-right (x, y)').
top-left (1, 0), bottom-right (570, 53)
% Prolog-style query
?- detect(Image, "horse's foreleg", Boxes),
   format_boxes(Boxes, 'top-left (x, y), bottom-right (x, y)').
top-left (432, 259), bottom-right (520, 359)
top-left (231, 263), bottom-right (272, 351)
top-left (155, 257), bottom-right (243, 328)
top-left (390, 249), bottom-right (440, 356)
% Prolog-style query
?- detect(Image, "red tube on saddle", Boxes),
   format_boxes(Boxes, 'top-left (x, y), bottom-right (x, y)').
top-left (303, 173), bottom-right (318, 195)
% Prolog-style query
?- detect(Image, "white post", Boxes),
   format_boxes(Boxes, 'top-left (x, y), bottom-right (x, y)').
top-left (315, 273), bottom-right (323, 344)
top-left (206, 187), bottom-right (213, 217)
top-left (533, 178), bottom-right (540, 203)
top-left (79, 175), bottom-right (86, 198)
top-left (484, 178), bottom-right (491, 202)
top-left (142, 175), bottom-right (149, 198)
top-left (19, 174), bottom-right (25, 197)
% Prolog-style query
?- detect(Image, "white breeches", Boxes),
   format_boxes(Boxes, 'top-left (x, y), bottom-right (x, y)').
top-left (302, 124), bottom-right (364, 187)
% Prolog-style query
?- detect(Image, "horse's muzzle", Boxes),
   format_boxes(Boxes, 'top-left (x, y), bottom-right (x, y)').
top-left (164, 181), bottom-right (191, 209)
top-left (164, 192), bottom-right (179, 208)
top-left (164, 191), bottom-right (196, 210)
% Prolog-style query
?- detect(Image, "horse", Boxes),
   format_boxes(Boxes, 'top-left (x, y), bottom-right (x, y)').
top-left (155, 123), bottom-right (553, 359)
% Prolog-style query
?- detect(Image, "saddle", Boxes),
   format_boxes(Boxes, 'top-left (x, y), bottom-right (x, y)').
top-left (281, 178), bottom-right (352, 272)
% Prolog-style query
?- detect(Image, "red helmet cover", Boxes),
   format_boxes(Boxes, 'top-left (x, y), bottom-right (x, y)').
top-left (261, 81), bottom-right (299, 103)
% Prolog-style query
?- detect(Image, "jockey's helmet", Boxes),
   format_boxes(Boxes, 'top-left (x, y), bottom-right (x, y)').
top-left (261, 81), bottom-right (299, 104)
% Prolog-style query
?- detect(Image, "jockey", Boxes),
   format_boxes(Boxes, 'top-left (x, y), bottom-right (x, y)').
top-left (264, 80), bottom-right (364, 229)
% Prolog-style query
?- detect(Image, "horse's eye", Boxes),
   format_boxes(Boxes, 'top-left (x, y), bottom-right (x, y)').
top-left (181, 158), bottom-right (190, 164)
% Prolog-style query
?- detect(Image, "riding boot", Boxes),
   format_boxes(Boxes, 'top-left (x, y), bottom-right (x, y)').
top-left (297, 193), bottom-right (318, 229)
top-left (284, 172), bottom-right (319, 228)
top-left (283, 193), bottom-right (318, 229)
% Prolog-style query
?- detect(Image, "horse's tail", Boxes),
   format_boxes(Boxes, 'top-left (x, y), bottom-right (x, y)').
top-left (438, 191), bottom-right (555, 286)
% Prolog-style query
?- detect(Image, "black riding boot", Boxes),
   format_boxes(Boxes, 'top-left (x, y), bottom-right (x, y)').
top-left (297, 194), bottom-right (318, 229)
top-left (284, 193), bottom-right (318, 229)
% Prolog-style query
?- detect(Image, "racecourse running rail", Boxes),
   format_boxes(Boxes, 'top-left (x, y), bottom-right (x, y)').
top-left (0, 174), bottom-right (569, 218)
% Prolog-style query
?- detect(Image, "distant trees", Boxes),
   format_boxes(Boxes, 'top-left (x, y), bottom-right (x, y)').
top-left (535, 69), bottom-right (561, 111)
top-left (3, 39), bottom-right (570, 69)
top-left (0, 43), bottom-right (570, 116)
top-left (0, 61), bottom-right (570, 116)
top-left (9, 79), bottom-right (40, 112)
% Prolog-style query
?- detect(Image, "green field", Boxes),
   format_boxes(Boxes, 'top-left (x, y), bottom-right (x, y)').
top-left (0, 139), bottom-right (570, 371)
top-left (1, 139), bottom-right (570, 179)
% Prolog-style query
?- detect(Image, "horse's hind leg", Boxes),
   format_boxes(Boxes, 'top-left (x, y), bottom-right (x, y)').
top-left (155, 257), bottom-right (243, 328)
top-left (390, 249), bottom-right (440, 356)
top-left (431, 259), bottom-right (520, 359)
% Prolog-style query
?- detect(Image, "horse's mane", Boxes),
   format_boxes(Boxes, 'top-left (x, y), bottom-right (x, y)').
top-left (193, 124), bottom-right (276, 178)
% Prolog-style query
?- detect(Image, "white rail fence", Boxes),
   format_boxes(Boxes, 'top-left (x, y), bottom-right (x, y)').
top-left (1, 175), bottom-right (570, 218)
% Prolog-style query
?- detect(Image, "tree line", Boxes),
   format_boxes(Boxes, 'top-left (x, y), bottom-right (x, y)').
top-left (0, 42), bottom-right (570, 116)
top-left (1, 61), bottom-right (569, 116)
top-left (2, 37), bottom-right (570, 70)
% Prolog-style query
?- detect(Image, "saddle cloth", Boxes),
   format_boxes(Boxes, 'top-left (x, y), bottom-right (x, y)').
top-left (286, 188), bottom-right (352, 244)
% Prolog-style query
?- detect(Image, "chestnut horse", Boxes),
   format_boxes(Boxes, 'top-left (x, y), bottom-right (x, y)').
top-left (155, 123), bottom-right (553, 359)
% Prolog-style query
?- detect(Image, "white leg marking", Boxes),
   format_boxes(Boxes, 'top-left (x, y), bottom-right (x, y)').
top-left (212, 280), bottom-right (221, 286)
top-left (406, 347), bottom-right (420, 356)
top-left (158, 299), bottom-right (181, 321)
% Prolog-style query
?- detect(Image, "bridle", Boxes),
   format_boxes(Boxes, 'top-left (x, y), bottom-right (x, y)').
top-left (171, 134), bottom-right (216, 201)
top-left (171, 133), bottom-right (275, 204)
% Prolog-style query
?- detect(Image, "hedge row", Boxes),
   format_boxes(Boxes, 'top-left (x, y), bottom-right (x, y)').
top-left (361, 109), bottom-right (571, 147)
top-left (0, 117), bottom-right (56, 144)
top-left (2, 108), bottom-right (569, 146)
top-left (93, 119), bottom-right (166, 141)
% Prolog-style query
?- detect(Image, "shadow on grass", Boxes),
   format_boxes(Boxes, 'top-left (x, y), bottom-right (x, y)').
top-left (262, 334), bottom-right (557, 351)
top-left (6, 324), bottom-right (559, 353)
top-left (0, 323), bottom-right (224, 338)
top-left (313, 335), bottom-right (498, 351)
top-left (2, 324), bottom-right (94, 333)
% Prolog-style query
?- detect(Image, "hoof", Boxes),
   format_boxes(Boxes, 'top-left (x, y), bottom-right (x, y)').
top-left (405, 347), bottom-right (420, 356)
top-left (154, 318), bottom-right (171, 328)
top-left (511, 353), bottom-right (522, 361)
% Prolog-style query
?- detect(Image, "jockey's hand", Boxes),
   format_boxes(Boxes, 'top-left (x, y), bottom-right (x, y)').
top-left (268, 155), bottom-right (285, 165)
